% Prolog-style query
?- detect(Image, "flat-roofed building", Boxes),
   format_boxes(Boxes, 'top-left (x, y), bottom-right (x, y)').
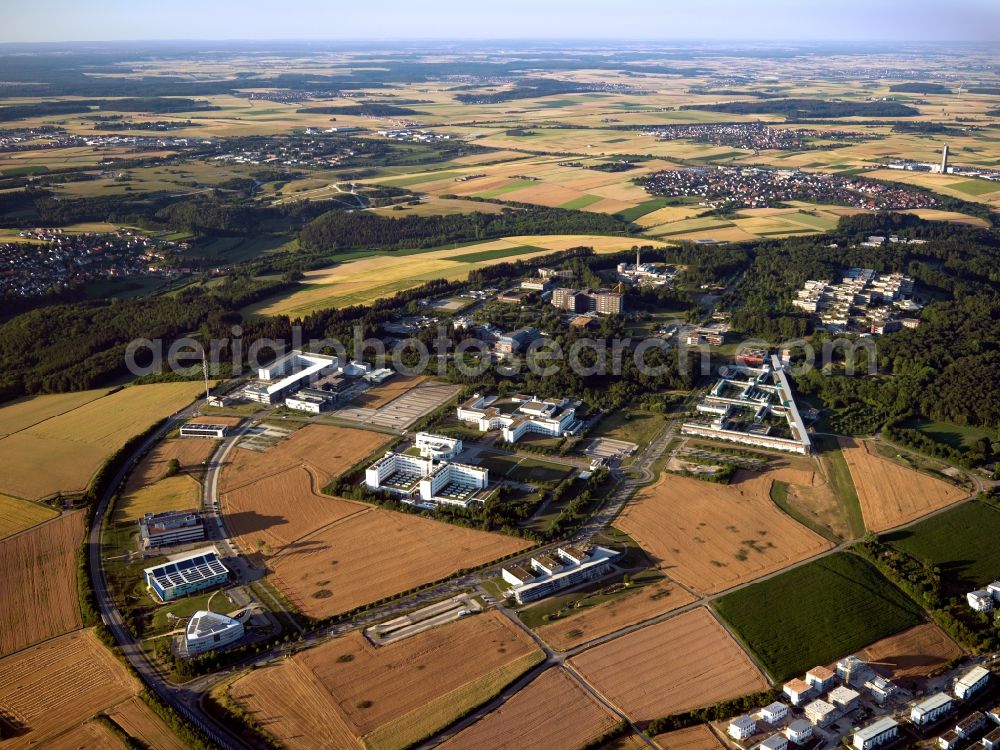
top-left (939, 730), bottom-right (960, 750)
top-left (501, 565), bottom-right (535, 588)
top-left (144, 547), bottom-right (229, 602)
top-left (838, 655), bottom-right (875, 687)
top-left (783, 678), bottom-right (814, 706)
top-left (982, 726), bottom-right (1000, 750)
top-left (785, 719), bottom-right (813, 745)
top-left (180, 422), bottom-right (228, 438)
top-left (804, 699), bottom-right (837, 727)
top-left (507, 546), bottom-right (619, 604)
top-left (364, 452), bottom-right (489, 509)
top-left (968, 590), bottom-right (994, 612)
top-left (853, 718), bottom-right (899, 750)
top-left (759, 735), bottom-right (788, 750)
top-left (956, 712), bottom-right (988, 739)
top-left (760, 701), bottom-right (789, 724)
top-left (415, 432), bottom-right (462, 461)
top-left (806, 666), bottom-right (837, 693)
top-left (864, 675), bottom-right (898, 704)
top-left (139, 511), bottom-right (205, 549)
top-left (247, 350), bottom-right (339, 404)
top-left (456, 393), bottom-right (578, 444)
top-left (911, 693), bottom-right (954, 725)
top-left (829, 685), bottom-right (861, 712)
top-left (956, 666), bottom-right (991, 700)
top-left (729, 715), bottom-right (757, 740)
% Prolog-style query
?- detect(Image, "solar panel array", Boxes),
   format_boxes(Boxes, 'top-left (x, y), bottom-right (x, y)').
top-left (147, 551), bottom-right (227, 592)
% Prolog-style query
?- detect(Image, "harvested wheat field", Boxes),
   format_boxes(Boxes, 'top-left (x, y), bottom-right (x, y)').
top-left (535, 579), bottom-right (698, 651)
top-left (37, 720), bottom-right (124, 750)
top-left (0, 381), bottom-right (207, 501)
top-left (0, 628), bottom-right (141, 749)
top-left (839, 438), bottom-right (966, 531)
top-left (354, 374), bottom-right (427, 408)
top-left (230, 611), bottom-right (543, 750)
top-left (106, 696), bottom-right (188, 750)
top-left (268, 508), bottom-right (530, 619)
top-left (570, 607), bottom-right (769, 722)
top-left (654, 725), bottom-right (725, 750)
top-left (614, 471), bottom-right (832, 595)
top-left (0, 493), bottom-right (58, 539)
top-left (220, 423), bottom-right (389, 492)
top-left (438, 667), bottom-right (618, 750)
top-left (849, 623), bottom-right (964, 682)
top-left (0, 511), bottom-right (84, 657)
top-left (112, 436), bottom-right (217, 523)
top-left (222, 466), bottom-right (367, 558)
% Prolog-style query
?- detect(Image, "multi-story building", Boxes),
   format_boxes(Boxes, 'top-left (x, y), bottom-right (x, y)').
top-left (911, 693), bottom-right (953, 725)
top-left (783, 678), bottom-right (814, 706)
top-left (364, 452), bottom-right (490, 509)
top-left (179, 421), bottom-right (229, 438)
top-left (955, 666), bottom-right (991, 700)
top-left (728, 715), bottom-right (757, 740)
top-left (785, 719), bottom-right (813, 745)
top-left (853, 718), bottom-right (899, 750)
top-left (495, 327), bottom-right (542, 355)
top-left (139, 511), bottom-right (205, 549)
top-left (804, 699), bottom-right (837, 727)
top-left (415, 432), bottom-right (463, 461)
top-left (502, 546), bottom-right (619, 604)
top-left (805, 666), bottom-right (837, 693)
top-left (760, 701), bottom-right (788, 724)
top-left (760, 735), bottom-right (788, 750)
top-left (184, 611), bottom-right (244, 656)
top-left (864, 675), bottom-right (898, 704)
top-left (829, 686), bottom-right (861, 713)
top-left (551, 288), bottom-right (624, 315)
top-left (456, 394), bottom-right (578, 444)
top-left (955, 711), bottom-right (987, 739)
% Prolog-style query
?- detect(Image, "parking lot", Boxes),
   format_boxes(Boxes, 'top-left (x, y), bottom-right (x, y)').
top-left (579, 437), bottom-right (638, 462)
top-left (328, 382), bottom-right (461, 431)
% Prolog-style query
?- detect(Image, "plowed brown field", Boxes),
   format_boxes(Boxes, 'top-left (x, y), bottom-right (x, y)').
top-left (438, 667), bottom-right (618, 750)
top-left (0, 511), bottom-right (84, 657)
top-left (570, 607), bottom-right (769, 722)
top-left (0, 629), bottom-right (140, 749)
top-left (614, 472), bottom-right (832, 594)
top-left (848, 622), bottom-right (964, 681)
top-left (220, 423), bottom-right (389, 492)
top-left (230, 611), bottom-right (542, 750)
top-left (839, 438), bottom-right (967, 531)
top-left (535, 580), bottom-right (698, 650)
top-left (267, 508), bottom-right (530, 619)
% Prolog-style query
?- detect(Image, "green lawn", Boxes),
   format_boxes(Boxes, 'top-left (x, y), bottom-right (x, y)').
top-left (713, 552), bottom-right (924, 681)
top-left (474, 179), bottom-right (540, 199)
top-left (448, 244), bottom-right (545, 264)
top-left (814, 435), bottom-right (866, 538)
top-left (478, 452), bottom-right (573, 484)
top-left (882, 501), bottom-right (1000, 597)
top-left (588, 409), bottom-right (665, 447)
top-left (147, 589), bottom-right (233, 635)
top-left (904, 417), bottom-right (996, 451)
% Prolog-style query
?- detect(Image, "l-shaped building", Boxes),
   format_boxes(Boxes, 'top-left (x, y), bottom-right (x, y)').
top-left (456, 393), bottom-right (579, 443)
top-left (365, 451), bottom-right (490, 510)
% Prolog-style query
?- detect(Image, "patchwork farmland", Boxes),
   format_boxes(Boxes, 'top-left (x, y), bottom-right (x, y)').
top-left (228, 611), bottom-right (543, 750)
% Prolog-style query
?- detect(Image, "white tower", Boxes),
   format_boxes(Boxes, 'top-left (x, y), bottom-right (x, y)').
top-left (940, 144), bottom-right (949, 174)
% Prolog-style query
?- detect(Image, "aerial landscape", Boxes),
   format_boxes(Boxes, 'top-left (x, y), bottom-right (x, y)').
top-left (1, 1), bottom-right (1000, 749)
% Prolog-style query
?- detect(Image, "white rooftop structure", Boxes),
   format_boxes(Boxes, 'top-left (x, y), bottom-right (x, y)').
top-left (955, 665), bottom-right (991, 699)
top-left (504, 546), bottom-right (619, 604)
top-left (853, 717), bottom-right (899, 750)
top-left (184, 611), bottom-right (244, 656)
top-left (248, 350), bottom-right (339, 404)
top-left (415, 432), bottom-right (463, 461)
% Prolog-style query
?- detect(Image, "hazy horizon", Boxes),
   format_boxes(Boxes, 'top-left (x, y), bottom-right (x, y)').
top-left (4, 0), bottom-right (999, 44)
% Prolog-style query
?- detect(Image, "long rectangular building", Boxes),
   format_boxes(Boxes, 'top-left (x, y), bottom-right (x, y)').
top-left (502, 546), bottom-right (618, 604)
top-left (144, 547), bottom-right (229, 602)
top-left (365, 452), bottom-right (490, 509)
top-left (139, 511), bottom-right (205, 548)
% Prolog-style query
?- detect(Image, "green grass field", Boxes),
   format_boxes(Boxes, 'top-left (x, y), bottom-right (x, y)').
top-left (477, 452), bottom-right (572, 484)
top-left (447, 244), bottom-right (545, 263)
top-left (587, 409), bottom-right (665, 447)
top-left (615, 197), bottom-right (676, 222)
top-left (473, 179), bottom-right (540, 199)
top-left (560, 194), bottom-right (604, 210)
top-left (882, 501), bottom-right (1000, 597)
top-left (903, 417), bottom-right (996, 450)
top-left (814, 435), bottom-right (866, 539)
top-left (713, 552), bottom-right (924, 681)
top-left (949, 178), bottom-right (1000, 196)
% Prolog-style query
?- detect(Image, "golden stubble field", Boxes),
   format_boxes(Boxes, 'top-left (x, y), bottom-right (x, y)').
top-left (0, 382), bottom-right (207, 501)
top-left (534, 579), bottom-right (698, 651)
top-left (569, 607), bottom-right (770, 723)
top-left (838, 437), bottom-right (967, 531)
top-left (0, 511), bottom-right (84, 657)
top-left (0, 628), bottom-right (141, 749)
top-left (229, 611), bottom-right (543, 750)
top-left (614, 470), bottom-right (832, 595)
top-left (438, 667), bottom-right (619, 750)
top-left (267, 507), bottom-right (530, 620)
top-left (113, 437), bottom-right (219, 522)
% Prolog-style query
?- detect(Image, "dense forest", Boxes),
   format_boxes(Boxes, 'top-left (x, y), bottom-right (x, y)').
top-left (0, 98), bottom-right (216, 121)
top-left (297, 206), bottom-right (633, 252)
top-left (888, 82), bottom-right (953, 94)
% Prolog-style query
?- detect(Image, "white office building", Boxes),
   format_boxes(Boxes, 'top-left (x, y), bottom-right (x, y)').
top-left (853, 718), bottom-right (899, 750)
top-left (365, 452), bottom-right (489, 509)
top-left (456, 394), bottom-right (578, 444)
top-left (503, 546), bottom-right (619, 604)
top-left (911, 693), bottom-right (953, 725)
top-left (184, 611), bottom-right (244, 656)
top-left (955, 665), bottom-right (990, 700)
top-left (729, 715), bottom-right (757, 740)
top-left (415, 432), bottom-right (463, 460)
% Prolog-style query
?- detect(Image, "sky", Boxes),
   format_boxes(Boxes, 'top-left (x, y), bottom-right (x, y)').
top-left (3, 0), bottom-right (999, 44)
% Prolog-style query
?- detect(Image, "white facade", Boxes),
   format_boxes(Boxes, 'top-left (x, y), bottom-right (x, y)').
top-left (364, 452), bottom-right (488, 509)
top-left (911, 693), bottom-right (953, 725)
top-left (806, 666), bottom-right (837, 692)
top-left (955, 665), bottom-right (990, 699)
top-left (180, 422), bottom-right (228, 438)
top-left (829, 686), bottom-right (861, 712)
top-left (804, 699), bottom-right (836, 727)
top-left (760, 701), bottom-right (788, 724)
top-left (759, 735), bottom-right (788, 750)
top-left (785, 719), bottom-right (813, 745)
top-left (783, 679), bottom-right (814, 706)
top-left (853, 718), bottom-right (899, 750)
top-left (969, 590), bottom-right (994, 612)
top-left (184, 611), bottom-right (244, 656)
top-left (249, 350), bottom-right (339, 404)
top-left (415, 432), bottom-right (463, 460)
top-left (729, 715), bottom-right (757, 740)
top-left (456, 394), bottom-right (577, 444)
top-left (504, 546), bottom-right (618, 604)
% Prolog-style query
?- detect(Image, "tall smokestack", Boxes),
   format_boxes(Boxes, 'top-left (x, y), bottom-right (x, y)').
top-left (940, 144), bottom-right (949, 174)
top-left (636, 246), bottom-right (640, 269)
